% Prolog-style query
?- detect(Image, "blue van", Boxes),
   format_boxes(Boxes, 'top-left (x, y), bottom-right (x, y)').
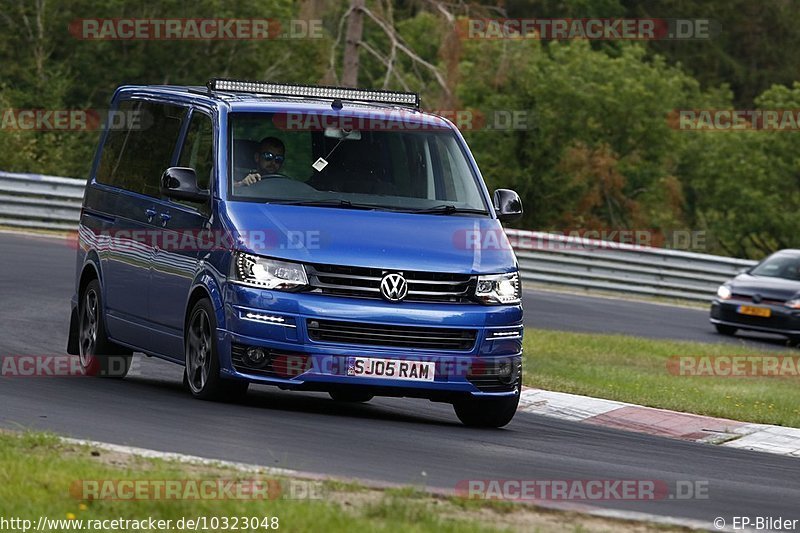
top-left (67, 79), bottom-right (524, 427)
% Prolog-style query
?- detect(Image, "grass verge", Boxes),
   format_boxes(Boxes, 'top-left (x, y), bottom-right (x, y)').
top-left (0, 431), bottom-right (678, 533)
top-left (523, 328), bottom-right (800, 427)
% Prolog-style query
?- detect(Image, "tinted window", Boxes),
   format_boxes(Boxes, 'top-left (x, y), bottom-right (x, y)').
top-left (178, 111), bottom-right (214, 191)
top-left (96, 99), bottom-right (186, 196)
top-left (228, 112), bottom-right (487, 213)
top-left (750, 253), bottom-right (800, 281)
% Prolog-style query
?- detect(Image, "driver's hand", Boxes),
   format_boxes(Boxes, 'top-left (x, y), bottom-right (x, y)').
top-left (237, 172), bottom-right (261, 187)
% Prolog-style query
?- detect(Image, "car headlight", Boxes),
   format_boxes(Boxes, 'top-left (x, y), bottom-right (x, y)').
top-left (232, 252), bottom-right (308, 291)
top-left (785, 298), bottom-right (800, 309)
top-left (717, 285), bottom-right (732, 300)
top-left (475, 272), bottom-right (521, 305)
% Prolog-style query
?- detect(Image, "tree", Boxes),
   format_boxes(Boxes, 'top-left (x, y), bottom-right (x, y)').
top-left (679, 83), bottom-right (800, 258)
top-left (0, 0), bottom-right (327, 176)
top-left (457, 38), bottom-right (724, 238)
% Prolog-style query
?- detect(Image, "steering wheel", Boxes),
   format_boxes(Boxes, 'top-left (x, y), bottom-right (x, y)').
top-left (237, 172), bottom-right (290, 189)
top-left (255, 173), bottom-right (291, 180)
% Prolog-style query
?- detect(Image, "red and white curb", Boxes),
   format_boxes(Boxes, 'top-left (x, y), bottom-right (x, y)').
top-left (519, 387), bottom-right (800, 457)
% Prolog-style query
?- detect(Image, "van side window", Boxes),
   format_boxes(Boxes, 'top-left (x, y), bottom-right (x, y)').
top-left (178, 111), bottom-right (214, 191)
top-left (96, 100), bottom-right (187, 196)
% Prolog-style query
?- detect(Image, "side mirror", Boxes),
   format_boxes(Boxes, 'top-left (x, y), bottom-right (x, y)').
top-left (493, 189), bottom-right (523, 223)
top-left (160, 167), bottom-right (208, 203)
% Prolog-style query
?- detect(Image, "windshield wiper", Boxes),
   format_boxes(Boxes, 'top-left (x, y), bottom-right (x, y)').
top-left (269, 199), bottom-right (377, 210)
top-left (404, 205), bottom-right (489, 215)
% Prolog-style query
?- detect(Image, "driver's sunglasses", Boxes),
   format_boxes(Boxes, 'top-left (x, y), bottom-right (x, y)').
top-left (261, 151), bottom-right (285, 164)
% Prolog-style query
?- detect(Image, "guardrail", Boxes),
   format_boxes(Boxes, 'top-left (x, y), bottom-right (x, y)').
top-left (0, 171), bottom-right (84, 231)
top-left (506, 229), bottom-right (758, 302)
top-left (0, 171), bottom-right (759, 302)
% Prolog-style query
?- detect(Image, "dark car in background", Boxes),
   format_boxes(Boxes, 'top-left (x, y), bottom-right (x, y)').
top-left (710, 249), bottom-right (800, 342)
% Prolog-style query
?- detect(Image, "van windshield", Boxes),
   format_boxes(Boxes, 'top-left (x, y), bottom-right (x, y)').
top-left (228, 111), bottom-right (488, 214)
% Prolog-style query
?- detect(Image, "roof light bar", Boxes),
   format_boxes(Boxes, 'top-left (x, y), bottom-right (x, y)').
top-left (207, 78), bottom-right (419, 109)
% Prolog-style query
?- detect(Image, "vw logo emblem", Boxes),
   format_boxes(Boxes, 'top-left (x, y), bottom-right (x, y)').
top-left (752, 293), bottom-right (762, 304)
top-left (380, 273), bottom-right (408, 302)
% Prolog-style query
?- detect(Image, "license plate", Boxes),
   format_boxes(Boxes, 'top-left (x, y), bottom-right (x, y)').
top-left (738, 305), bottom-right (771, 318)
top-left (346, 357), bottom-right (435, 382)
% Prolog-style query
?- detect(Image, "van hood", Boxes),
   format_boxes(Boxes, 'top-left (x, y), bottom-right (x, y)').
top-left (222, 202), bottom-right (517, 274)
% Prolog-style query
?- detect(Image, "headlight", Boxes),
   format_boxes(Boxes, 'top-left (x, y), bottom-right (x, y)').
top-left (231, 252), bottom-right (308, 291)
top-left (785, 298), bottom-right (800, 309)
top-left (716, 285), bottom-right (732, 300)
top-left (475, 272), bottom-right (521, 305)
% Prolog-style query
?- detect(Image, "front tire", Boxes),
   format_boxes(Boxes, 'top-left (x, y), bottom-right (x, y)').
top-left (715, 324), bottom-right (738, 336)
top-left (78, 279), bottom-right (132, 378)
top-left (184, 299), bottom-right (248, 401)
top-left (453, 393), bottom-right (520, 428)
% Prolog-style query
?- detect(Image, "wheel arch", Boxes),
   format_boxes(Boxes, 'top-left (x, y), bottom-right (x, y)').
top-left (184, 272), bottom-right (226, 336)
top-left (68, 258), bottom-right (103, 355)
top-left (78, 256), bottom-right (102, 299)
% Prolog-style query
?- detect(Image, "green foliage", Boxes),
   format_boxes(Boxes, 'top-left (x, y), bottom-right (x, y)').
top-left (628, 0), bottom-right (800, 106)
top-left (0, 0), bottom-right (326, 177)
top-left (678, 83), bottom-right (800, 257)
top-left (457, 38), bottom-right (725, 235)
top-left (2, 0), bottom-right (800, 259)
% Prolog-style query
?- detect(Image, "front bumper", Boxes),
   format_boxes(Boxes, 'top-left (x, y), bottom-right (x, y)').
top-left (218, 283), bottom-right (524, 399)
top-left (710, 299), bottom-right (800, 336)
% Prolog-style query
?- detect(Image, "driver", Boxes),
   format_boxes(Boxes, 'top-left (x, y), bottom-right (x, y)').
top-left (234, 137), bottom-right (285, 188)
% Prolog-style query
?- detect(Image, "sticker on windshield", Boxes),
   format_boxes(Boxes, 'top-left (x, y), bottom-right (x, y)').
top-left (312, 157), bottom-right (329, 172)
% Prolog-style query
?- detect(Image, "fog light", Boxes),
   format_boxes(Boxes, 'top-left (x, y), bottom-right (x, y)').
top-left (245, 347), bottom-right (269, 368)
top-left (498, 360), bottom-right (512, 377)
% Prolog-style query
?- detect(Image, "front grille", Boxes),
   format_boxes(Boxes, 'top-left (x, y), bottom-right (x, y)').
top-left (731, 294), bottom-right (787, 305)
top-left (306, 264), bottom-right (475, 303)
top-left (307, 319), bottom-right (477, 351)
top-left (467, 358), bottom-right (522, 392)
